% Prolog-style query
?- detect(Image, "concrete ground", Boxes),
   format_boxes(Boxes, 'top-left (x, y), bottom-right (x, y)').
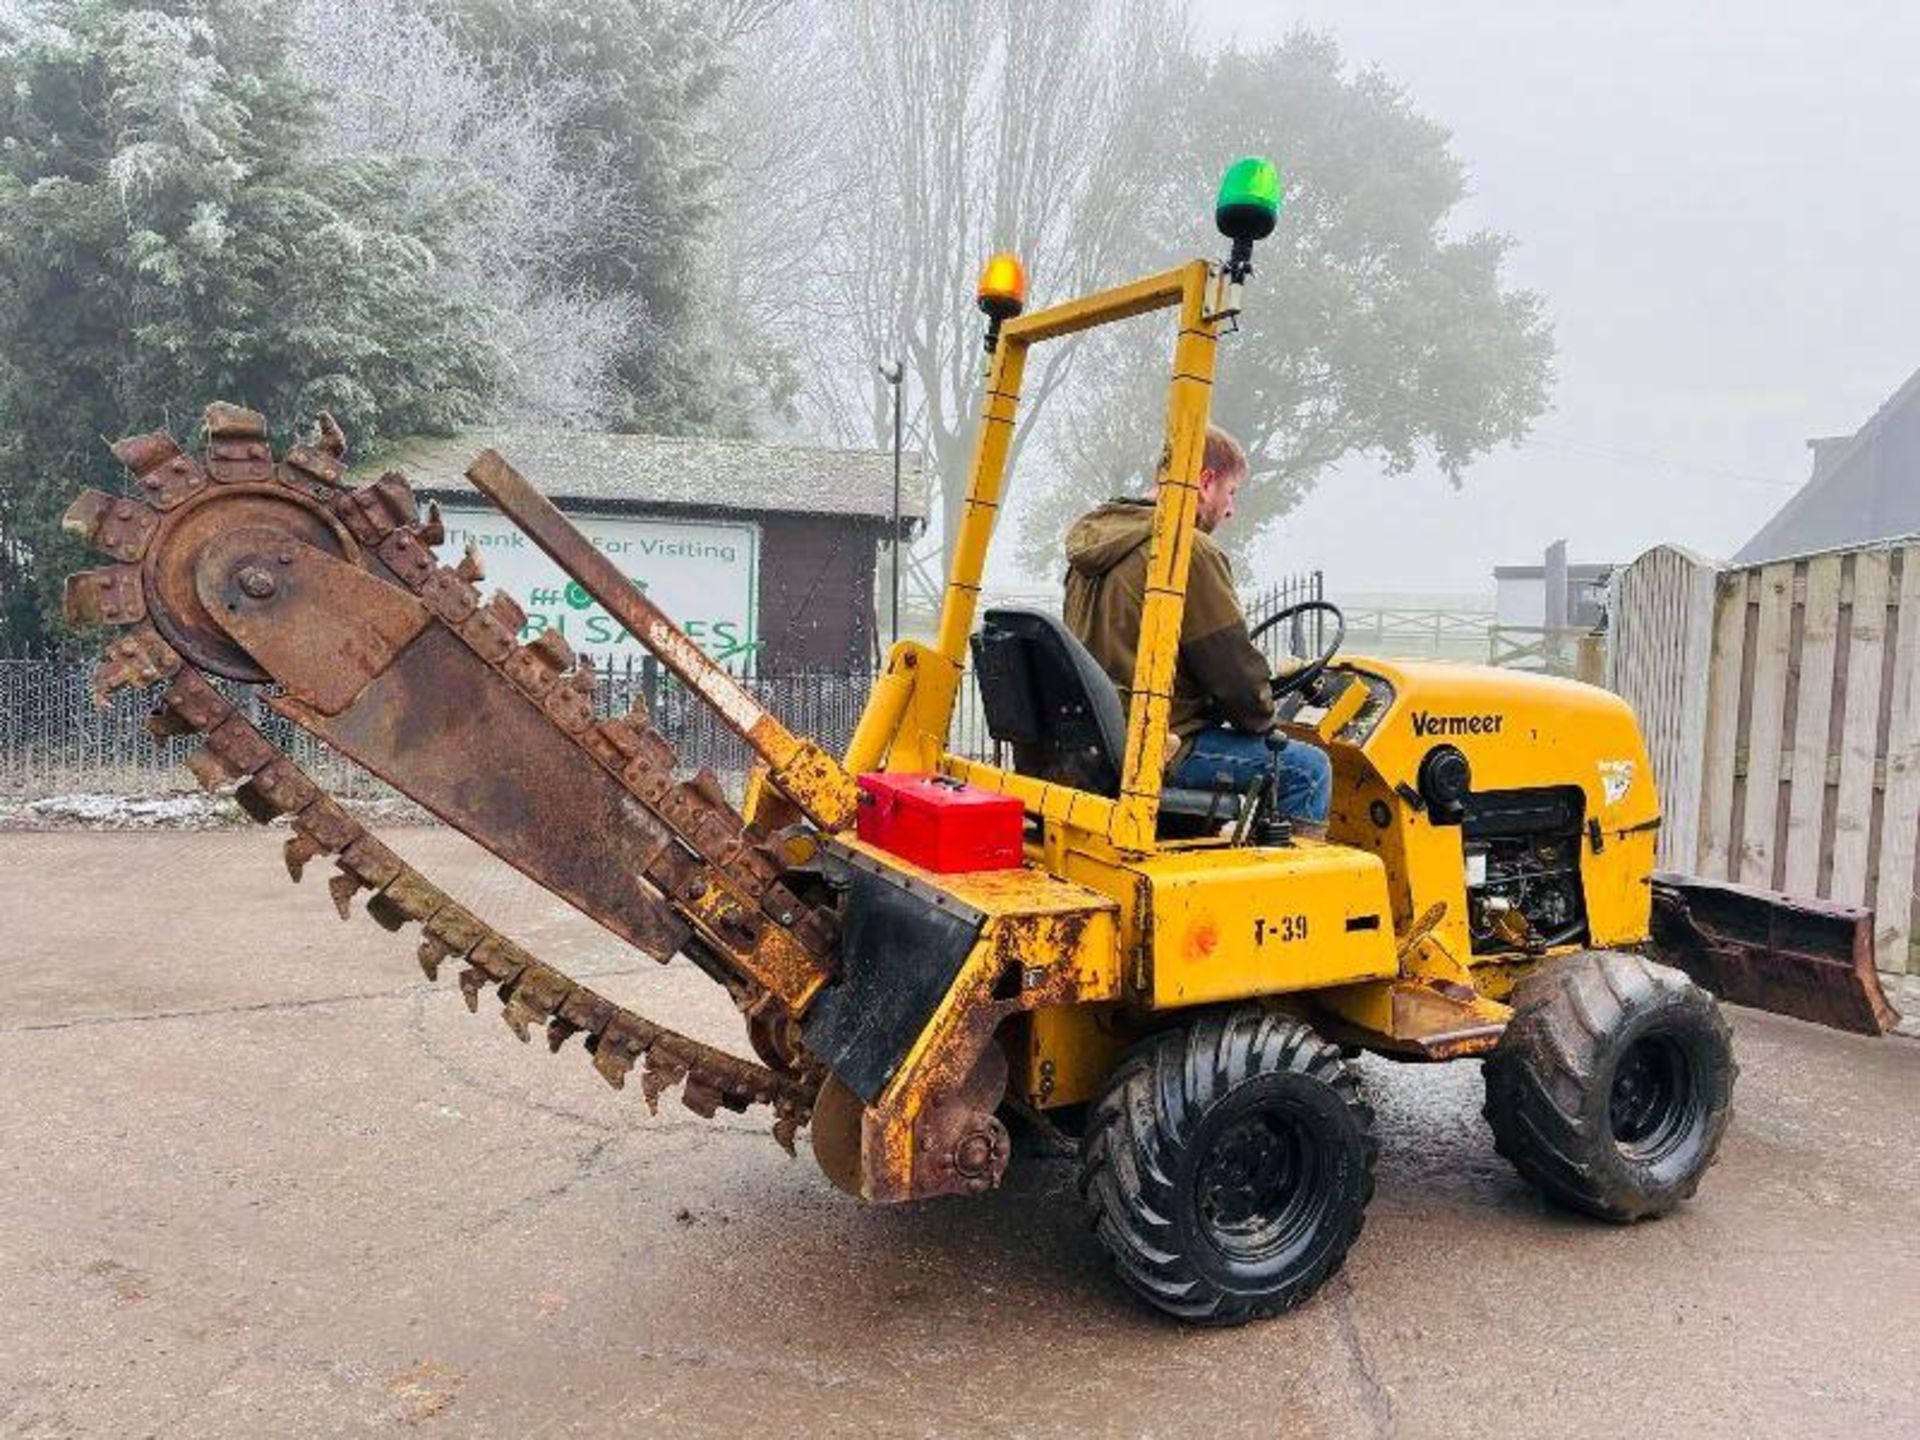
top-left (3, 828), bottom-right (1917, 1439)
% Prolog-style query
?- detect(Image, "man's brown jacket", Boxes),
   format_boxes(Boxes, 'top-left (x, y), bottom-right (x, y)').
top-left (1062, 497), bottom-right (1275, 758)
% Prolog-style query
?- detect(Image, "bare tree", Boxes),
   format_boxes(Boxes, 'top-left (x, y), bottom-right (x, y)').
top-left (682, 0), bottom-right (850, 437)
top-left (731, 0), bottom-right (1192, 578)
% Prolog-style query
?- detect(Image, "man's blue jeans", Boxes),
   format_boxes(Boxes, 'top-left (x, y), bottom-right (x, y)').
top-left (1168, 728), bottom-right (1333, 823)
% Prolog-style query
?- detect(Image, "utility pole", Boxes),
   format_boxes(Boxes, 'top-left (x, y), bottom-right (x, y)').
top-left (878, 360), bottom-right (905, 646)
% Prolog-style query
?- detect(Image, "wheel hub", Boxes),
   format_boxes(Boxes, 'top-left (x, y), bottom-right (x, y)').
top-left (1609, 1034), bottom-right (1696, 1159)
top-left (1196, 1112), bottom-right (1318, 1255)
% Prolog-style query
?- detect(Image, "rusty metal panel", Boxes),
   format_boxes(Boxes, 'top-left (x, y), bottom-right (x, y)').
top-left (273, 626), bottom-right (696, 966)
top-left (1650, 872), bottom-right (1900, 1035)
top-left (193, 528), bottom-right (432, 715)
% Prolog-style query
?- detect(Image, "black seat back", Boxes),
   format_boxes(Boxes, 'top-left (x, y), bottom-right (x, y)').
top-left (971, 608), bottom-right (1127, 796)
top-left (970, 607), bottom-right (1248, 829)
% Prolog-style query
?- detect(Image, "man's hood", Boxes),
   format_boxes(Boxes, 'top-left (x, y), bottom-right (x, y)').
top-left (1064, 498), bottom-right (1155, 577)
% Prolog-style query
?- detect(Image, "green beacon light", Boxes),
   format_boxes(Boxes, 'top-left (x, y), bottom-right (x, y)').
top-left (1214, 155), bottom-right (1282, 284)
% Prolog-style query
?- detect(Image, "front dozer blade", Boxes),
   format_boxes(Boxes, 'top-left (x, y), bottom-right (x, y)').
top-left (1649, 873), bottom-right (1901, 1036)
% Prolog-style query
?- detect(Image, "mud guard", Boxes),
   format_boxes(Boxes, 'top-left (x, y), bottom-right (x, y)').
top-left (1649, 872), bottom-right (1901, 1036)
top-left (801, 868), bottom-right (983, 1102)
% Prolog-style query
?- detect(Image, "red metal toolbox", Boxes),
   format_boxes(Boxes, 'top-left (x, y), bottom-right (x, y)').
top-left (854, 772), bottom-right (1025, 873)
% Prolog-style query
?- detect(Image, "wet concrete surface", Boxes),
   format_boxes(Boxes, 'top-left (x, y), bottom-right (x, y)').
top-left (2, 828), bottom-right (1916, 1438)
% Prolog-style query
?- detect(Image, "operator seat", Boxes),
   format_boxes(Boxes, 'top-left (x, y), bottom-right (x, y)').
top-left (970, 607), bottom-right (1242, 826)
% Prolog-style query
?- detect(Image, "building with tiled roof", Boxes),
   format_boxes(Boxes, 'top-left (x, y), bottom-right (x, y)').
top-left (363, 430), bottom-right (924, 672)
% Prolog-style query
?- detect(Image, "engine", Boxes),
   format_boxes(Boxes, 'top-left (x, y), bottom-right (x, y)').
top-left (1462, 787), bottom-right (1589, 954)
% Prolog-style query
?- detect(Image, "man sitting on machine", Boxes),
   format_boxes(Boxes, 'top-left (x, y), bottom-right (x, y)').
top-left (1062, 425), bottom-right (1333, 831)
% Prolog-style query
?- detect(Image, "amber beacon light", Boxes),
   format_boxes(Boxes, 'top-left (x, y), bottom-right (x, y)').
top-left (975, 251), bottom-right (1027, 352)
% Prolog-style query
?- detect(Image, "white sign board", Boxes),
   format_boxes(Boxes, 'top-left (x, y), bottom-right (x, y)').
top-left (435, 506), bottom-right (759, 667)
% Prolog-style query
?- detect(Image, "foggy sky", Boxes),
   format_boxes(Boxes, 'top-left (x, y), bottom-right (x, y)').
top-left (1203, 0), bottom-right (1920, 597)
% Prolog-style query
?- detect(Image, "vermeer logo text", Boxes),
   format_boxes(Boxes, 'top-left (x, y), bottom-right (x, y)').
top-left (1411, 710), bottom-right (1504, 737)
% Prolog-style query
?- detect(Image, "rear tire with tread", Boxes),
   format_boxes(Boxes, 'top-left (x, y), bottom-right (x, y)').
top-left (1483, 950), bottom-right (1736, 1221)
top-left (1079, 1007), bottom-right (1376, 1325)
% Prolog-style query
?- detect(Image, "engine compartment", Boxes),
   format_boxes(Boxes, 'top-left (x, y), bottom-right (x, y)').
top-left (1462, 786), bottom-right (1589, 953)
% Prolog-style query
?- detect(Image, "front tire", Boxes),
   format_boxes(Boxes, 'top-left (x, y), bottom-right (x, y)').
top-left (1079, 1008), bottom-right (1377, 1324)
top-left (1483, 950), bottom-right (1736, 1221)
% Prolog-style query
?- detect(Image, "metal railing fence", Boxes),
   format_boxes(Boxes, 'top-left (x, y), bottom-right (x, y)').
top-left (2, 571), bottom-right (1318, 804)
top-left (1242, 571), bottom-right (1326, 670)
top-left (0, 650), bottom-right (996, 802)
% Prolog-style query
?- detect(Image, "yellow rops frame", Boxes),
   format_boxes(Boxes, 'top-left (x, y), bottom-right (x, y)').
top-left (845, 260), bottom-right (1226, 856)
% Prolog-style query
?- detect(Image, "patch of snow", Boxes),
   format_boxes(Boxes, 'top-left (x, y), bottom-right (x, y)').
top-left (8, 791), bottom-right (238, 829)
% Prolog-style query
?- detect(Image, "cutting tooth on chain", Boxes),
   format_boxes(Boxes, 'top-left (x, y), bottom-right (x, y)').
top-left (504, 630), bottom-right (571, 700)
top-left (499, 990), bottom-right (542, 1043)
top-left (292, 797), bottom-right (362, 855)
top-left (204, 400), bottom-right (267, 436)
top-left (283, 832), bottom-right (325, 882)
top-left (63, 489), bottom-right (160, 562)
top-left (335, 471), bottom-right (418, 545)
top-left (588, 1033), bottom-right (637, 1092)
top-left (454, 542), bottom-right (485, 584)
top-left (545, 1016), bottom-right (581, 1053)
top-left (109, 430), bottom-right (181, 475)
top-left (422, 904), bottom-right (487, 962)
top-left (415, 500), bottom-right (446, 548)
top-left (111, 431), bottom-right (209, 509)
top-left (202, 403), bottom-right (274, 484)
top-left (771, 1119), bottom-right (799, 1157)
top-left (234, 757), bottom-right (321, 824)
top-left (642, 1052), bottom-right (691, 1114)
top-left (541, 664), bottom-right (597, 734)
top-left (327, 871), bottom-right (367, 920)
top-left (314, 410), bottom-right (347, 458)
top-left (499, 963), bottom-right (569, 1043)
top-left (281, 413), bottom-right (350, 489)
top-left (281, 445), bottom-right (346, 491)
top-left (63, 565), bottom-right (146, 627)
top-left (186, 745), bottom-right (244, 793)
top-left (416, 934), bottom-right (453, 982)
top-left (90, 628), bottom-right (180, 705)
top-left (677, 1073), bottom-right (723, 1119)
top-left (364, 869), bottom-right (448, 933)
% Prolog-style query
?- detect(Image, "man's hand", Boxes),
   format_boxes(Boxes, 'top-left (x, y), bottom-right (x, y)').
top-left (1272, 655), bottom-right (1308, 681)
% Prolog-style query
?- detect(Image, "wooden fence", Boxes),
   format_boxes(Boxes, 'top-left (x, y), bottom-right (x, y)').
top-left (1340, 606), bottom-right (1493, 662)
top-left (1608, 541), bottom-right (1920, 975)
top-left (1488, 624), bottom-right (1607, 681)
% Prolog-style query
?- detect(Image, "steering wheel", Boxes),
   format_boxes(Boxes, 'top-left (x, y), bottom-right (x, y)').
top-left (1248, 599), bottom-right (1346, 700)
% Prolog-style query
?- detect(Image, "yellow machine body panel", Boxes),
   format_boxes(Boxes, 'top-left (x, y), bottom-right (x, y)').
top-left (1280, 657), bottom-right (1661, 969)
top-left (821, 829), bottom-right (1399, 1131)
top-left (1118, 841), bottom-right (1398, 1008)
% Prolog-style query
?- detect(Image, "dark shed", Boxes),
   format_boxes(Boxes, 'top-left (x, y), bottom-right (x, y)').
top-left (376, 431), bottom-right (924, 671)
